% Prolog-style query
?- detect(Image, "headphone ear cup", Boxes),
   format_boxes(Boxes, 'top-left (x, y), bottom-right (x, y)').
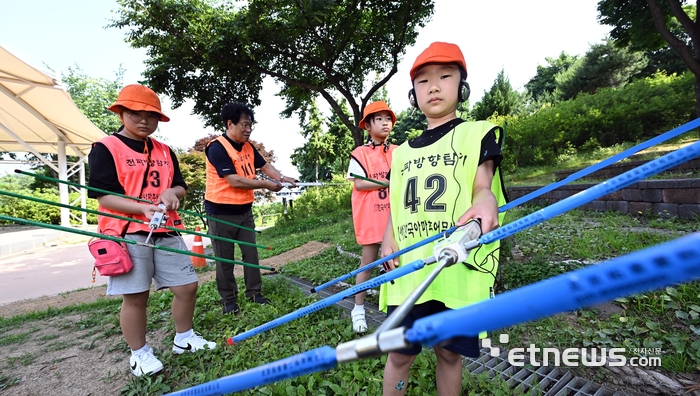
top-left (459, 81), bottom-right (471, 102)
top-left (408, 89), bottom-right (418, 109)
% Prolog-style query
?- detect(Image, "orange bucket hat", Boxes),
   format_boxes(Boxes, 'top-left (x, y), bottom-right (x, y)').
top-left (108, 84), bottom-right (170, 122)
top-left (409, 42), bottom-right (467, 81)
top-left (359, 101), bottom-right (396, 130)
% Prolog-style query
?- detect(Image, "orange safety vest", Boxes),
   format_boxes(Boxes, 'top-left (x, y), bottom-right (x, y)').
top-left (205, 136), bottom-right (256, 205)
top-left (350, 144), bottom-right (397, 245)
top-left (96, 135), bottom-right (184, 234)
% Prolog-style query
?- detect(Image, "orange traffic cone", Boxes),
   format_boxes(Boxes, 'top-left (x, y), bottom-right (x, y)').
top-left (191, 226), bottom-right (207, 268)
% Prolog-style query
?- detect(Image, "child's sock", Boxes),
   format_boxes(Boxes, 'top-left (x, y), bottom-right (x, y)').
top-left (174, 329), bottom-right (194, 343)
top-left (131, 343), bottom-right (150, 357)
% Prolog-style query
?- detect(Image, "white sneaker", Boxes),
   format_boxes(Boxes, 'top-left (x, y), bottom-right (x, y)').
top-left (173, 332), bottom-right (217, 354)
top-left (351, 305), bottom-right (367, 333)
top-left (130, 349), bottom-right (163, 377)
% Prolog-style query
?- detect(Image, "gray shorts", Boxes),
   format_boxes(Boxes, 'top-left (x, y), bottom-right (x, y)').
top-left (106, 233), bottom-right (198, 295)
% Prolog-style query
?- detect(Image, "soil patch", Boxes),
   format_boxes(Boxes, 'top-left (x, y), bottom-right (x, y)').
top-left (0, 241), bottom-right (331, 396)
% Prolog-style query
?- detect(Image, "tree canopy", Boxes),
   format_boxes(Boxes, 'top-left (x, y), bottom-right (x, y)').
top-left (555, 39), bottom-right (647, 101)
top-left (111, 0), bottom-right (434, 147)
top-left (525, 52), bottom-right (578, 102)
top-left (291, 102), bottom-right (334, 181)
top-left (62, 65), bottom-right (123, 134)
top-left (598, 0), bottom-right (700, 117)
top-left (471, 68), bottom-right (525, 120)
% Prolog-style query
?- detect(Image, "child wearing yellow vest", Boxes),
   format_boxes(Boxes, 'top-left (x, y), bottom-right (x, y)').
top-left (88, 84), bottom-right (215, 377)
top-left (346, 101), bottom-right (397, 333)
top-left (379, 43), bottom-right (508, 395)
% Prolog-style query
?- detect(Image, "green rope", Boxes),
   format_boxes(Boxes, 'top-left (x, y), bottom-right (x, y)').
top-left (0, 189), bottom-right (271, 250)
top-left (0, 214), bottom-right (273, 270)
top-left (15, 169), bottom-right (260, 233)
top-left (349, 173), bottom-right (389, 187)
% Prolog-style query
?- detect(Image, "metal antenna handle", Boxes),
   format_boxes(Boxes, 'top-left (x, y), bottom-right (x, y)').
top-left (375, 254), bottom-right (444, 334)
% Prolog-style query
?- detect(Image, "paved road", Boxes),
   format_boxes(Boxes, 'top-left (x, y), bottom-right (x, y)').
top-left (0, 235), bottom-right (208, 306)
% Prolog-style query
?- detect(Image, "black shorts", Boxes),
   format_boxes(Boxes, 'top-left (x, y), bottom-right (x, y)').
top-left (386, 300), bottom-right (480, 358)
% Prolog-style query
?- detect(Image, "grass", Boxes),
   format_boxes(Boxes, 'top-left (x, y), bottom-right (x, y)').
top-left (494, 206), bottom-right (700, 378)
top-left (2, 183), bottom-right (700, 394)
top-left (505, 133), bottom-right (699, 186)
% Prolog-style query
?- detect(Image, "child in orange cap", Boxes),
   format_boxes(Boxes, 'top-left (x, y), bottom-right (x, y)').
top-left (88, 84), bottom-right (215, 377)
top-left (379, 43), bottom-right (508, 395)
top-left (346, 101), bottom-right (397, 333)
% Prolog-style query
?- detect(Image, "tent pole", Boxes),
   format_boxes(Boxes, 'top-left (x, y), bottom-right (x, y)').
top-left (57, 139), bottom-right (70, 227)
top-left (79, 159), bottom-right (87, 226)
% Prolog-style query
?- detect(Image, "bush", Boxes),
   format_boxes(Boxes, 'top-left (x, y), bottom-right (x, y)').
top-left (0, 188), bottom-right (101, 225)
top-left (493, 71), bottom-right (695, 168)
top-left (278, 175), bottom-right (351, 224)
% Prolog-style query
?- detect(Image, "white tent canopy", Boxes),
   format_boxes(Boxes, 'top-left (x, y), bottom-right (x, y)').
top-left (0, 45), bottom-right (107, 226)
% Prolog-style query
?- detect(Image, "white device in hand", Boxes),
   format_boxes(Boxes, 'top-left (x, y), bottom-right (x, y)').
top-left (144, 203), bottom-right (167, 244)
top-left (432, 219), bottom-right (482, 265)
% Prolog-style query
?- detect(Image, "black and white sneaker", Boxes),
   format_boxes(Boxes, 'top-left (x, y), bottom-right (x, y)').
top-left (129, 349), bottom-right (163, 377)
top-left (172, 332), bottom-right (217, 354)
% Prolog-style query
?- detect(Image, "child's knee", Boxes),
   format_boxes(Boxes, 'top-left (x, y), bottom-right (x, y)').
top-left (171, 282), bottom-right (198, 298)
top-left (434, 346), bottom-right (461, 365)
top-left (387, 352), bottom-right (417, 369)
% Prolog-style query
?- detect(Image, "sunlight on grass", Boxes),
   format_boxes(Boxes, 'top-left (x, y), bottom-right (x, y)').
top-left (505, 133), bottom-right (699, 187)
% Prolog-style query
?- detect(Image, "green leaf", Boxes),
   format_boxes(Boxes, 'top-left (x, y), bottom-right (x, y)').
top-left (328, 383), bottom-right (344, 394)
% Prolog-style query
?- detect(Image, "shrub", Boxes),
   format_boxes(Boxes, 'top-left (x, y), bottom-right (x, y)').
top-left (494, 71), bottom-right (694, 168)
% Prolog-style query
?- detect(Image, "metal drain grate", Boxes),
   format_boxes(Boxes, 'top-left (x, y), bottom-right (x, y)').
top-left (464, 348), bottom-right (626, 396)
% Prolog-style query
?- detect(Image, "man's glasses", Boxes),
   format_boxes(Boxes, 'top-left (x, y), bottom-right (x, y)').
top-left (239, 122), bottom-right (255, 131)
top-left (126, 111), bottom-right (160, 124)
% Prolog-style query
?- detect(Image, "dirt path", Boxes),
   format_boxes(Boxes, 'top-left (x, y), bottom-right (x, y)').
top-left (0, 241), bottom-right (331, 319)
top-left (0, 241), bottom-right (332, 396)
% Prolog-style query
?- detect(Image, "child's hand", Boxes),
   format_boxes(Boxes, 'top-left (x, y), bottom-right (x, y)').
top-left (140, 204), bottom-right (165, 221)
top-left (381, 240), bottom-right (399, 271)
top-left (457, 198), bottom-right (498, 234)
top-left (158, 189), bottom-right (181, 211)
top-left (458, 161), bottom-right (499, 234)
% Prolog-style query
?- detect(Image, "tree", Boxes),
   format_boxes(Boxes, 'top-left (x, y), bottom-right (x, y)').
top-left (290, 102), bottom-right (335, 181)
top-left (111, 0), bottom-right (434, 148)
top-left (525, 52), bottom-right (578, 102)
top-left (555, 39), bottom-right (647, 101)
top-left (177, 150), bottom-right (207, 224)
top-left (391, 107), bottom-right (427, 145)
top-left (370, 72), bottom-right (391, 105)
top-left (62, 65), bottom-right (124, 133)
top-left (472, 69), bottom-right (525, 121)
top-left (597, 0), bottom-right (700, 118)
top-left (325, 102), bottom-right (355, 175)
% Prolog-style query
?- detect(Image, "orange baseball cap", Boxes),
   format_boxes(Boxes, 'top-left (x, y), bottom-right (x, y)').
top-left (108, 84), bottom-right (170, 122)
top-left (359, 101), bottom-right (396, 130)
top-left (409, 42), bottom-right (467, 81)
